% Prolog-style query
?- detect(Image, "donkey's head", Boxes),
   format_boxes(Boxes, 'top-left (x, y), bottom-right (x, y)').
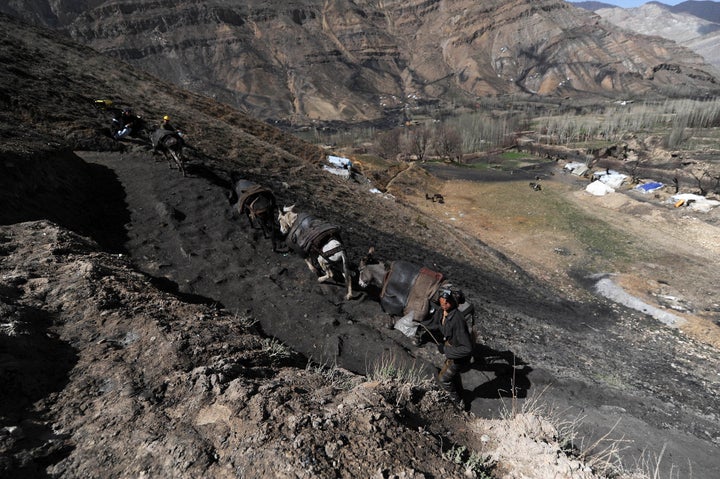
top-left (358, 247), bottom-right (385, 289)
top-left (278, 204), bottom-right (297, 235)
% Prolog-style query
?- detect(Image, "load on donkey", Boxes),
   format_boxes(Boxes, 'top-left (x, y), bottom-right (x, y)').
top-left (150, 127), bottom-right (186, 176)
top-left (278, 205), bottom-right (353, 300)
top-left (234, 179), bottom-right (279, 251)
top-left (358, 248), bottom-right (474, 342)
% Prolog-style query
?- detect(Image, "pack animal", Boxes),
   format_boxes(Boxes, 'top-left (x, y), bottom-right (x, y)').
top-left (151, 128), bottom-right (186, 176)
top-left (278, 205), bottom-right (352, 300)
top-left (425, 193), bottom-right (445, 203)
top-left (235, 180), bottom-right (278, 251)
top-left (358, 249), bottom-right (474, 335)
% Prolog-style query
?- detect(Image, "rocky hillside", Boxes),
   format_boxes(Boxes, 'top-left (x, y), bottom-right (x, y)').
top-left (2, 0), bottom-right (720, 124)
top-left (576, 1), bottom-right (720, 69)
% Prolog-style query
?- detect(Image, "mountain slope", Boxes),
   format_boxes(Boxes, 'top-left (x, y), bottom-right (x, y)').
top-left (579, 1), bottom-right (720, 69)
top-left (0, 12), bottom-right (625, 478)
top-left (669, 0), bottom-right (720, 23)
top-left (2, 0), bottom-right (719, 125)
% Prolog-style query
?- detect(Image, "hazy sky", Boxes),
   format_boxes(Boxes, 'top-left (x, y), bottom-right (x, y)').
top-left (593, 1), bottom-right (699, 6)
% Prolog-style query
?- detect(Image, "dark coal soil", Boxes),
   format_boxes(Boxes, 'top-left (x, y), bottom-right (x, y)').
top-left (69, 146), bottom-right (720, 478)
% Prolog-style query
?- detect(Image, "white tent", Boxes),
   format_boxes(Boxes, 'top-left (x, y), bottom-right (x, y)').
top-left (327, 155), bottom-right (352, 169)
top-left (564, 162), bottom-right (589, 177)
top-left (593, 170), bottom-right (627, 189)
top-left (324, 155), bottom-right (353, 179)
top-left (670, 193), bottom-right (720, 213)
top-left (585, 180), bottom-right (615, 196)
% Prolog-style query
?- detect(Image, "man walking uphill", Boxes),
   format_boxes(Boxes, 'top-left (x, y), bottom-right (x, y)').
top-left (436, 290), bottom-right (473, 409)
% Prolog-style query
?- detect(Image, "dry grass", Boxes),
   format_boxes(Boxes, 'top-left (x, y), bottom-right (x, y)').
top-left (366, 352), bottom-right (434, 406)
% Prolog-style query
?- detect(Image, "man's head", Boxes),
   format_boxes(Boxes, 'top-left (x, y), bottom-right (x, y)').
top-left (163, 115), bottom-right (170, 122)
top-left (439, 290), bottom-right (457, 310)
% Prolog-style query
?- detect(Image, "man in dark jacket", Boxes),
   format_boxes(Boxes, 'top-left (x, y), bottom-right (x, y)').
top-left (113, 107), bottom-right (142, 140)
top-left (436, 290), bottom-right (473, 409)
top-left (160, 115), bottom-right (176, 131)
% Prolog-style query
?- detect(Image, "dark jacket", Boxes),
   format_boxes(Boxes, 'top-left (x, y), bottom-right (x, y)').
top-left (417, 302), bottom-right (440, 328)
top-left (439, 308), bottom-right (473, 360)
top-left (161, 120), bottom-right (176, 131)
top-left (120, 111), bottom-right (139, 128)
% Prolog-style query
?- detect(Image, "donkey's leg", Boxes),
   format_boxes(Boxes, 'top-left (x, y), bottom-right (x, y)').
top-left (259, 220), bottom-right (269, 241)
top-left (305, 257), bottom-right (320, 275)
top-left (340, 252), bottom-right (353, 300)
top-left (238, 206), bottom-right (254, 229)
top-left (316, 257), bottom-right (332, 282)
top-left (268, 220), bottom-right (278, 252)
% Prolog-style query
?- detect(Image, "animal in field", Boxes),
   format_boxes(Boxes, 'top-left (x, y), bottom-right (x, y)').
top-left (277, 205), bottom-right (353, 300)
top-left (234, 180), bottom-right (278, 251)
top-left (529, 182), bottom-right (542, 191)
top-left (358, 248), bottom-right (474, 335)
top-left (425, 193), bottom-right (445, 203)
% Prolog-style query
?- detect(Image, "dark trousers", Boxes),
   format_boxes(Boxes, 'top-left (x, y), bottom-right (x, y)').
top-left (438, 357), bottom-right (469, 403)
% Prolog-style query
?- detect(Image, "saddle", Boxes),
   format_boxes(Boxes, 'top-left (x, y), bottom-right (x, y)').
top-left (380, 261), bottom-right (444, 321)
top-left (286, 212), bottom-right (340, 259)
top-left (236, 181), bottom-right (275, 215)
top-left (151, 128), bottom-right (181, 150)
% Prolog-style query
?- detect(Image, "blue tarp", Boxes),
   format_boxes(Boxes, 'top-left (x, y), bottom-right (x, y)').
top-left (635, 182), bottom-right (663, 193)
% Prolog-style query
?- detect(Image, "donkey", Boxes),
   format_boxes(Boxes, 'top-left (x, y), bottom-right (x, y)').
top-left (358, 248), bottom-right (474, 337)
top-left (278, 205), bottom-right (352, 300)
top-left (150, 127), bottom-right (186, 176)
top-left (235, 180), bottom-right (278, 251)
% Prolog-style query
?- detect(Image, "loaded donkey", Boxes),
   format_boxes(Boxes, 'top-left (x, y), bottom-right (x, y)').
top-left (278, 205), bottom-right (353, 300)
top-left (234, 179), bottom-right (279, 251)
top-left (358, 248), bottom-right (474, 345)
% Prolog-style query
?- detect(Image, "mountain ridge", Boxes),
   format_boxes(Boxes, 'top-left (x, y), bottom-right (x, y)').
top-left (573, 0), bottom-right (720, 69)
top-left (2, 0), bottom-right (719, 125)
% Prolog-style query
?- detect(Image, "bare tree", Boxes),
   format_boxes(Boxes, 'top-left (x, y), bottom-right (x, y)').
top-left (433, 125), bottom-right (463, 162)
top-left (405, 126), bottom-right (432, 162)
top-left (688, 162), bottom-right (720, 196)
top-left (623, 159), bottom-right (647, 184)
top-left (375, 128), bottom-right (403, 160)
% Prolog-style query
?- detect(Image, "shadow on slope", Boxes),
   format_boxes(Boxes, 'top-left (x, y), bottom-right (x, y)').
top-left (0, 150), bottom-right (129, 253)
top-left (0, 301), bottom-right (78, 478)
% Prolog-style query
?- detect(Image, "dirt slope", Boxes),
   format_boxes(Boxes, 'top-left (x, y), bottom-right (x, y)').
top-left (53, 144), bottom-right (720, 478)
top-left (1, 11), bottom-right (720, 479)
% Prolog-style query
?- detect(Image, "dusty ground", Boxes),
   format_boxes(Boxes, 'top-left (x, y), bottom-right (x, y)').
top-left (2, 12), bottom-right (720, 479)
top-left (413, 160), bottom-right (720, 348)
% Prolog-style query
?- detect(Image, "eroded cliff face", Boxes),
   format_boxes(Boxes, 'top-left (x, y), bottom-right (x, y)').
top-left (4, 0), bottom-right (720, 123)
